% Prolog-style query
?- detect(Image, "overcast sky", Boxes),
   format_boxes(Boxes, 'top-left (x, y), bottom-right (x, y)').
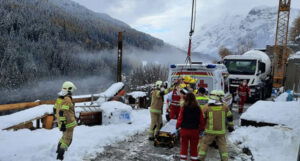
top-left (72, 0), bottom-right (300, 48)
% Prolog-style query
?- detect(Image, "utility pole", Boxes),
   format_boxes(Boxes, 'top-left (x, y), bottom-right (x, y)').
top-left (117, 32), bottom-right (123, 82)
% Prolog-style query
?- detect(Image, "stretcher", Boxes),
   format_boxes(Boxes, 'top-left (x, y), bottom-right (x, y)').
top-left (154, 119), bottom-right (178, 148)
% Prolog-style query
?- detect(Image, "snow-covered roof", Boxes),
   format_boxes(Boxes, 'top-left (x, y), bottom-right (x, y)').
top-left (241, 101), bottom-right (300, 129)
top-left (0, 105), bottom-right (53, 129)
top-left (127, 91), bottom-right (147, 99)
top-left (288, 51), bottom-right (300, 60)
top-left (96, 82), bottom-right (124, 104)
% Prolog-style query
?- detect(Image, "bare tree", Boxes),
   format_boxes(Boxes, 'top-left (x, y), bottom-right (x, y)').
top-left (218, 46), bottom-right (232, 59)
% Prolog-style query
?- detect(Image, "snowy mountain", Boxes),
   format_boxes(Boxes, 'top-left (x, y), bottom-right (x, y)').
top-left (192, 6), bottom-right (300, 57)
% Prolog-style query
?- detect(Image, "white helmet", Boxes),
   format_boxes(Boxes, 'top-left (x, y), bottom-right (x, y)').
top-left (62, 81), bottom-right (77, 92)
top-left (155, 81), bottom-right (163, 88)
top-left (209, 90), bottom-right (225, 101)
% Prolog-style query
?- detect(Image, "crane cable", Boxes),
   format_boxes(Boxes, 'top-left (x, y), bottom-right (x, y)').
top-left (175, 0), bottom-right (197, 83)
top-left (185, 0), bottom-right (197, 65)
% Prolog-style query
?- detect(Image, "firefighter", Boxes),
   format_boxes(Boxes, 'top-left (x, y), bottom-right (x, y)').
top-left (148, 81), bottom-right (165, 140)
top-left (196, 87), bottom-right (209, 110)
top-left (176, 92), bottom-right (205, 161)
top-left (167, 82), bottom-right (181, 119)
top-left (54, 81), bottom-right (77, 160)
top-left (237, 80), bottom-right (250, 114)
top-left (198, 90), bottom-right (234, 161)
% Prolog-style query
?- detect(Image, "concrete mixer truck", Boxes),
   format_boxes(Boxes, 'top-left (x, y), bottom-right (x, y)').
top-left (223, 50), bottom-right (272, 101)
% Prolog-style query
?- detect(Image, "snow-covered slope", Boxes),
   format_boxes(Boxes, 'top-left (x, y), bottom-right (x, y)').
top-left (193, 6), bottom-right (300, 56)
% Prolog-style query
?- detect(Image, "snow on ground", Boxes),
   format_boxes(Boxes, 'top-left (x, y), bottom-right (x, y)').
top-left (241, 101), bottom-right (300, 129)
top-left (229, 126), bottom-right (299, 161)
top-left (0, 105), bottom-right (53, 129)
top-left (127, 91), bottom-right (147, 99)
top-left (0, 108), bottom-right (150, 161)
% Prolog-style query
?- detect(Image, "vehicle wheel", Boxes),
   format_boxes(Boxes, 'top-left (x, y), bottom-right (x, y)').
top-left (259, 90), bottom-right (263, 100)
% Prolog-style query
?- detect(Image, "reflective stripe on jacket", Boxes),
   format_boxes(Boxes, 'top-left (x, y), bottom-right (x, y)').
top-left (196, 96), bottom-right (209, 109)
top-left (54, 96), bottom-right (77, 128)
top-left (202, 104), bottom-right (233, 135)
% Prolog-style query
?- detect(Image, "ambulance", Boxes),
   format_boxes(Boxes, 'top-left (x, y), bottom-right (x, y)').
top-left (167, 63), bottom-right (233, 106)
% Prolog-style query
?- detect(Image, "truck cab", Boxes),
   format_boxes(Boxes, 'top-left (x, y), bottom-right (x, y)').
top-left (167, 63), bottom-right (232, 106)
top-left (223, 50), bottom-right (272, 100)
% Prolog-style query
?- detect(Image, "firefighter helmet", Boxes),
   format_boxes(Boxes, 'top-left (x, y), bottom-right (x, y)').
top-left (62, 81), bottom-right (77, 92)
top-left (155, 81), bottom-right (163, 88)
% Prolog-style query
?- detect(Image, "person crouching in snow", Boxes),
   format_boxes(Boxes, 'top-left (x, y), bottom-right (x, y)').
top-left (176, 92), bottom-right (205, 161)
top-left (237, 80), bottom-right (250, 113)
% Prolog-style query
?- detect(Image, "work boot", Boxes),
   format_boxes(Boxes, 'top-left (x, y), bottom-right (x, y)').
top-left (148, 136), bottom-right (155, 141)
top-left (56, 148), bottom-right (65, 160)
top-left (56, 143), bottom-right (61, 153)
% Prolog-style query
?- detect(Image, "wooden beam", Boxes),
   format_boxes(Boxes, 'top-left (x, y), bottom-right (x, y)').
top-left (0, 96), bottom-right (99, 112)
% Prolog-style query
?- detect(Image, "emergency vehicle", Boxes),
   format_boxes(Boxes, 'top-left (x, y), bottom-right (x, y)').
top-left (167, 63), bottom-right (233, 106)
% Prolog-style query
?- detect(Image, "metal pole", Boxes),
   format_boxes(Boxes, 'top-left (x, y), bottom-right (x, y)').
top-left (117, 32), bottom-right (123, 82)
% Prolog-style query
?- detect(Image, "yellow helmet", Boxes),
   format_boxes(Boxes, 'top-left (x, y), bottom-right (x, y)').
top-left (183, 76), bottom-right (192, 83)
top-left (62, 81), bottom-right (77, 92)
top-left (190, 78), bottom-right (197, 84)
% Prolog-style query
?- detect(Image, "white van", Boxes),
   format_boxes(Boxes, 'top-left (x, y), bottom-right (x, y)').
top-left (167, 63), bottom-right (233, 106)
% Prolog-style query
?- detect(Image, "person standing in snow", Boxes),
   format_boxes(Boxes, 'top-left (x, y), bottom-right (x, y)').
top-left (198, 90), bottom-right (234, 161)
top-left (176, 92), bottom-right (205, 161)
top-left (148, 81), bottom-right (165, 140)
top-left (54, 81), bottom-right (77, 160)
top-left (237, 80), bottom-right (250, 114)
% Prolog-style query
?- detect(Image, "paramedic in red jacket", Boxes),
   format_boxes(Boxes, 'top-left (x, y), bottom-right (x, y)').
top-left (237, 80), bottom-right (250, 114)
top-left (168, 83), bottom-right (181, 119)
top-left (176, 92), bottom-right (205, 161)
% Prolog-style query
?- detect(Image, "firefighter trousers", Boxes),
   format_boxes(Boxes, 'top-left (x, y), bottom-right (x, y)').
top-left (59, 127), bottom-right (75, 150)
top-left (149, 112), bottom-right (162, 137)
top-left (198, 134), bottom-right (228, 161)
top-left (180, 129), bottom-right (199, 161)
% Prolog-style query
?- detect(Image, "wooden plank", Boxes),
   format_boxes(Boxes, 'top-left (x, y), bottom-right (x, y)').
top-left (0, 96), bottom-right (99, 112)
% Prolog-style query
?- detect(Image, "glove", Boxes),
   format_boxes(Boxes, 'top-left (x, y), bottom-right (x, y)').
top-left (60, 122), bottom-right (66, 132)
top-left (199, 131), bottom-right (204, 137)
top-left (228, 127), bottom-right (234, 132)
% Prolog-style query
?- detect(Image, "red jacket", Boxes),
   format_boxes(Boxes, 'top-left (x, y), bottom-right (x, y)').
top-left (176, 106), bottom-right (205, 132)
top-left (237, 84), bottom-right (250, 97)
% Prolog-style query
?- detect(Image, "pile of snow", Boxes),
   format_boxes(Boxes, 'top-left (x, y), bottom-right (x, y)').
top-left (0, 109), bottom-right (150, 161)
top-left (127, 91), bottom-right (147, 99)
top-left (0, 105), bottom-right (53, 129)
top-left (229, 126), bottom-right (299, 161)
top-left (274, 92), bottom-right (289, 102)
top-left (96, 82), bottom-right (124, 104)
top-left (241, 101), bottom-right (300, 129)
top-left (100, 101), bottom-right (132, 125)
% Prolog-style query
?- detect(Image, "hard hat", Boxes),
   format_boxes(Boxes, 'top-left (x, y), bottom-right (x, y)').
top-left (209, 90), bottom-right (220, 101)
top-left (180, 83), bottom-right (187, 89)
top-left (62, 81), bottom-right (77, 92)
top-left (216, 90), bottom-right (225, 96)
top-left (189, 78), bottom-right (197, 84)
top-left (155, 81), bottom-right (163, 87)
top-left (183, 76), bottom-right (192, 83)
